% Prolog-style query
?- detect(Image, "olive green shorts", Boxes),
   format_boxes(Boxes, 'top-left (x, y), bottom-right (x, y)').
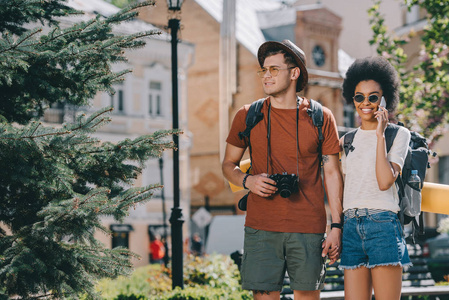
top-left (241, 227), bottom-right (326, 292)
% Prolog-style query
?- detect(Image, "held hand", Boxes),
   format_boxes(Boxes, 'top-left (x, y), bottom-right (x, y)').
top-left (321, 228), bottom-right (342, 265)
top-left (375, 106), bottom-right (388, 136)
top-left (246, 173), bottom-right (277, 197)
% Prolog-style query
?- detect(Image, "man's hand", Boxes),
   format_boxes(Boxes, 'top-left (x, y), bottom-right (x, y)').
top-left (245, 173), bottom-right (277, 197)
top-left (321, 228), bottom-right (342, 265)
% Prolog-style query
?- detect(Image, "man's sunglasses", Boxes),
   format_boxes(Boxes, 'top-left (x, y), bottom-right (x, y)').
top-left (353, 94), bottom-right (380, 103)
top-left (257, 66), bottom-right (295, 78)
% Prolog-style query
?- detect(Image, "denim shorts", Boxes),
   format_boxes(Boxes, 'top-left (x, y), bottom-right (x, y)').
top-left (241, 227), bottom-right (326, 291)
top-left (339, 209), bottom-right (412, 269)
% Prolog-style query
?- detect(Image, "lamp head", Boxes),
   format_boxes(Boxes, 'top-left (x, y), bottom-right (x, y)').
top-left (167, 0), bottom-right (184, 11)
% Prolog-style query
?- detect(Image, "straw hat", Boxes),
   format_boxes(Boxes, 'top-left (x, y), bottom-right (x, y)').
top-left (257, 39), bottom-right (308, 92)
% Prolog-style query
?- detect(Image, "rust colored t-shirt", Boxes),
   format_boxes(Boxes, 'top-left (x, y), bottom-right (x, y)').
top-left (226, 98), bottom-right (340, 233)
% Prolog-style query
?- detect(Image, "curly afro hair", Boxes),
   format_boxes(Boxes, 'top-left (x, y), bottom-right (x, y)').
top-left (342, 56), bottom-right (399, 113)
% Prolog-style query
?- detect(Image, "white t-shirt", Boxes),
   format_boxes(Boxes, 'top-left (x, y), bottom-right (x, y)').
top-left (341, 126), bottom-right (411, 213)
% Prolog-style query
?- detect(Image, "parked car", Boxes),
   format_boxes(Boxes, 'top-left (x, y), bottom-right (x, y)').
top-left (423, 233), bottom-right (449, 282)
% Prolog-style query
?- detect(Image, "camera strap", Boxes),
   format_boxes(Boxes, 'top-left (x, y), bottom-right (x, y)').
top-left (266, 98), bottom-right (300, 178)
top-left (296, 99), bottom-right (300, 179)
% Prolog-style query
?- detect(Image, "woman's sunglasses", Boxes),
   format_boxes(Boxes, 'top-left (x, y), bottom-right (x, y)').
top-left (353, 94), bottom-right (380, 103)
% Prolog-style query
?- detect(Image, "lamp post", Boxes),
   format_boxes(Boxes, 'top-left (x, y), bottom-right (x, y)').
top-left (167, 0), bottom-right (184, 290)
top-left (158, 157), bottom-right (169, 267)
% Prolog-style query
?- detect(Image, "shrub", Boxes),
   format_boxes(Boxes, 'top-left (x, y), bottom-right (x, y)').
top-left (95, 264), bottom-right (165, 299)
top-left (157, 286), bottom-right (251, 300)
top-left (115, 295), bottom-right (148, 300)
top-left (183, 254), bottom-right (242, 290)
top-left (94, 254), bottom-right (250, 299)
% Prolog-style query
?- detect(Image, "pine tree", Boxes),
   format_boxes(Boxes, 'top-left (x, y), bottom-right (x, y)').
top-left (0, 0), bottom-right (175, 298)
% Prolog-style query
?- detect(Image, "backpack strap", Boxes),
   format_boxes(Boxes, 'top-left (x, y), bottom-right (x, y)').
top-left (384, 124), bottom-right (406, 198)
top-left (307, 99), bottom-right (324, 165)
top-left (385, 123), bottom-right (401, 153)
top-left (238, 98), bottom-right (266, 173)
top-left (343, 129), bottom-right (357, 157)
top-left (238, 98), bottom-right (265, 141)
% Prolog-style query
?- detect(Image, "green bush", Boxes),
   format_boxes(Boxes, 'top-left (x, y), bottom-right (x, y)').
top-left (115, 295), bottom-right (148, 300)
top-left (427, 262), bottom-right (449, 283)
top-left (183, 254), bottom-right (242, 289)
top-left (93, 254), bottom-right (251, 299)
top-left (157, 286), bottom-right (251, 300)
top-left (93, 264), bottom-right (168, 299)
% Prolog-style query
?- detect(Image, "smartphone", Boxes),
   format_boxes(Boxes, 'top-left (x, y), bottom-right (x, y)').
top-left (378, 96), bottom-right (386, 122)
top-left (379, 96), bottom-right (386, 110)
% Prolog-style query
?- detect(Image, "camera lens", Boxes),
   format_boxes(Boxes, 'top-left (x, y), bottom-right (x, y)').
top-left (279, 184), bottom-right (292, 198)
top-left (269, 173), bottom-right (298, 198)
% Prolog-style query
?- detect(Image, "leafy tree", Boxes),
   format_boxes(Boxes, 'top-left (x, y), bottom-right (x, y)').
top-left (0, 0), bottom-right (176, 299)
top-left (368, 0), bottom-right (449, 146)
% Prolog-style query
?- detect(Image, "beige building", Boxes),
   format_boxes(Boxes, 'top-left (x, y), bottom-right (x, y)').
top-left (296, 0), bottom-right (404, 58)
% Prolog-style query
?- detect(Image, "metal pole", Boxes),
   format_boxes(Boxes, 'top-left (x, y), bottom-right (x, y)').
top-left (159, 157), bottom-right (170, 266)
top-left (168, 17), bottom-right (184, 290)
top-left (204, 196), bottom-right (210, 245)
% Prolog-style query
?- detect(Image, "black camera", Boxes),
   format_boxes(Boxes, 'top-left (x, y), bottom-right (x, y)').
top-left (269, 172), bottom-right (299, 198)
top-left (237, 173), bottom-right (299, 211)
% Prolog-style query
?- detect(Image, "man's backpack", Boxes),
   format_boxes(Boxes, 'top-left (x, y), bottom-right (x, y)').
top-left (342, 123), bottom-right (435, 237)
top-left (236, 97), bottom-right (324, 211)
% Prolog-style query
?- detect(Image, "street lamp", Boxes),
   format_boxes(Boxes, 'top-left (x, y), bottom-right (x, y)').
top-left (167, 0), bottom-right (184, 290)
top-left (167, 0), bottom-right (183, 10)
top-left (158, 157), bottom-right (169, 267)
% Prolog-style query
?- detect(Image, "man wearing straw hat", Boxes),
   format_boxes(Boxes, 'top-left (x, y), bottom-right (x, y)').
top-left (222, 40), bottom-right (343, 299)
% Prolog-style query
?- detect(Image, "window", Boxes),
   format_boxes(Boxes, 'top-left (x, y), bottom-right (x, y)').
top-left (405, 5), bottom-right (420, 25)
top-left (149, 81), bottom-right (162, 117)
top-left (439, 156), bottom-right (449, 184)
top-left (118, 90), bottom-right (124, 112)
top-left (110, 224), bottom-right (133, 249)
top-left (112, 232), bottom-right (129, 248)
top-left (111, 83), bottom-right (125, 113)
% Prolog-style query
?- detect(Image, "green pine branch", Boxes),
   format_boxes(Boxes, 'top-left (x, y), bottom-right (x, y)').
top-left (0, 0), bottom-right (161, 124)
top-left (0, 108), bottom-right (177, 298)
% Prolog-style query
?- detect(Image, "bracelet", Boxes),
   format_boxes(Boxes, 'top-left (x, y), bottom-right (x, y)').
top-left (242, 174), bottom-right (251, 190)
top-left (331, 223), bottom-right (343, 230)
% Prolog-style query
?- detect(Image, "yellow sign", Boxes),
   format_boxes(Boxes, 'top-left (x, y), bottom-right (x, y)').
top-left (422, 182), bottom-right (449, 215)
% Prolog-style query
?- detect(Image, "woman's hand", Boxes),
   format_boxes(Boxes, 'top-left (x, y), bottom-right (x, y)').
top-left (375, 106), bottom-right (388, 137)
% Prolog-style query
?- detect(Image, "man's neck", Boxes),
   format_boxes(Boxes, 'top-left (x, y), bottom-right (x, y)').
top-left (269, 92), bottom-right (300, 109)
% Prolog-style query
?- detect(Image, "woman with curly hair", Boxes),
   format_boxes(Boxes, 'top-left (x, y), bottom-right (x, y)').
top-left (339, 56), bottom-right (411, 300)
